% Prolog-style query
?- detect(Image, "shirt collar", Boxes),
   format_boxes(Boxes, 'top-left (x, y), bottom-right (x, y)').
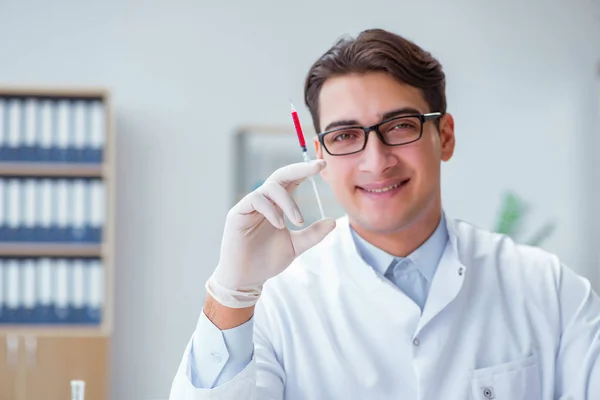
top-left (350, 212), bottom-right (449, 282)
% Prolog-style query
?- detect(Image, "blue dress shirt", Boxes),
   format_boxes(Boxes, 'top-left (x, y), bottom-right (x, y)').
top-left (190, 214), bottom-right (449, 388)
top-left (350, 215), bottom-right (448, 311)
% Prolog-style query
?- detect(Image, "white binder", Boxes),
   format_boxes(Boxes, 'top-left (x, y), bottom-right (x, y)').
top-left (6, 179), bottom-right (22, 239)
top-left (57, 100), bottom-right (70, 161)
top-left (90, 100), bottom-right (105, 161)
top-left (72, 180), bottom-right (86, 240)
top-left (22, 259), bottom-right (36, 318)
top-left (37, 258), bottom-right (53, 310)
top-left (39, 100), bottom-right (54, 160)
top-left (90, 180), bottom-right (105, 241)
top-left (0, 259), bottom-right (4, 321)
top-left (72, 259), bottom-right (85, 321)
top-left (7, 99), bottom-right (21, 158)
top-left (6, 259), bottom-right (20, 321)
top-left (0, 98), bottom-right (6, 159)
top-left (56, 179), bottom-right (70, 240)
top-left (54, 259), bottom-right (69, 321)
top-left (40, 179), bottom-right (53, 240)
top-left (0, 179), bottom-right (5, 233)
top-left (23, 179), bottom-right (37, 241)
top-left (24, 98), bottom-right (38, 160)
top-left (87, 259), bottom-right (103, 322)
top-left (73, 101), bottom-right (87, 162)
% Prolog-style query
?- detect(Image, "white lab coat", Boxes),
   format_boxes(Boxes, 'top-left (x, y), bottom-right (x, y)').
top-left (170, 215), bottom-right (600, 399)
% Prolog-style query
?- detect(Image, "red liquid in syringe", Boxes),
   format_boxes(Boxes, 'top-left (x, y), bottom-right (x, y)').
top-left (290, 102), bottom-right (307, 149)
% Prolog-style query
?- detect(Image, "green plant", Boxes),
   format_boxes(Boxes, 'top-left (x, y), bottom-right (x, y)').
top-left (494, 191), bottom-right (556, 247)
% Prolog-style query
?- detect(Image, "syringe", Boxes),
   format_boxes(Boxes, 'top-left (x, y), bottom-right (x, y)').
top-left (289, 100), bottom-right (326, 220)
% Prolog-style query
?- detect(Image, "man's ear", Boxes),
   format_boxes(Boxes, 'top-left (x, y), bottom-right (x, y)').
top-left (314, 137), bottom-right (323, 159)
top-left (314, 137), bottom-right (328, 180)
top-left (439, 113), bottom-right (455, 162)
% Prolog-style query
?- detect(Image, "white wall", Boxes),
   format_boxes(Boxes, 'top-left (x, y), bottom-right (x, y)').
top-left (0, 0), bottom-right (599, 398)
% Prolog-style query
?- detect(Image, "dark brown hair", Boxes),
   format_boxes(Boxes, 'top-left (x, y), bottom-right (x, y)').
top-left (304, 29), bottom-right (446, 132)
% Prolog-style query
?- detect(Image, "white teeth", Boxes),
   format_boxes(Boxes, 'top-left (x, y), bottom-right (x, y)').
top-left (365, 184), bottom-right (400, 193)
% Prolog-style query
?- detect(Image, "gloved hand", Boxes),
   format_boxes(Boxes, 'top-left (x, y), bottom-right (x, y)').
top-left (206, 159), bottom-right (336, 308)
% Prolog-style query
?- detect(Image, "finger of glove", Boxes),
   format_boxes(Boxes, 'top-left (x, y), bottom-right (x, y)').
top-left (290, 218), bottom-right (336, 256)
top-left (268, 159), bottom-right (326, 191)
top-left (258, 180), bottom-right (304, 226)
top-left (242, 191), bottom-right (285, 229)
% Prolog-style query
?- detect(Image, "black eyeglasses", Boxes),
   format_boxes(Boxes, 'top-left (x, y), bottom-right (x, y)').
top-left (317, 112), bottom-right (442, 156)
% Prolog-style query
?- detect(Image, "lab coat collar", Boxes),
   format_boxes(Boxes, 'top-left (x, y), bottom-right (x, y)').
top-left (416, 215), bottom-right (468, 333)
top-left (336, 210), bottom-right (467, 331)
top-left (443, 211), bottom-right (462, 259)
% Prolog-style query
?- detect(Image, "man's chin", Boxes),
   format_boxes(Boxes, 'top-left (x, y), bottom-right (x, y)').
top-left (351, 213), bottom-right (410, 235)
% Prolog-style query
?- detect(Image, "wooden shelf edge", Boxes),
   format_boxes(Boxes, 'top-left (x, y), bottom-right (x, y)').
top-left (0, 244), bottom-right (103, 257)
top-left (0, 325), bottom-right (109, 337)
top-left (0, 85), bottom-right (109, 99)
top-left (0, 162), bottom-right (104, 178)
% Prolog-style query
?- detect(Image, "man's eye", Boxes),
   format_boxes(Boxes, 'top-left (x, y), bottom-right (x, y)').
top-left (391, 122), bottom-right (416, 130)
top-left (333, 131), bottom-right (360, 141)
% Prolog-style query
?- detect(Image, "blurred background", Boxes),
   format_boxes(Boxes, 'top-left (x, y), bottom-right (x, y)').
top-left (0, 0), bottom-right (599, 399)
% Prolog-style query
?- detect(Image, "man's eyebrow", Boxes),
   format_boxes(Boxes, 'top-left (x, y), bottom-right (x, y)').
top-left (322, 107), bottom-right (424, 132)
top-left (381, 107), bottom-right (423, 120)
top-left (323, 119), bottom-right (360, 132)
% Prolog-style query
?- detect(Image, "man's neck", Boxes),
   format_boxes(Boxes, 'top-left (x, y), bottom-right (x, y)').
top-left (351, 205), bottom-right (443, 258)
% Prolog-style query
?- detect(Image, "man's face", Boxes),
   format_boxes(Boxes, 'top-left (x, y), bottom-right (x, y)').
top-left (315, 72), bottom-right (455, 234)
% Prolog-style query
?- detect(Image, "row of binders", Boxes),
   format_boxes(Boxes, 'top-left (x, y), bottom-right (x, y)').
top-left (0, 257), bottom-right (104, 325)
top-left (0, 96), bottom-right (105, 163)
top-left (0, 178), bottom-right (105, 243)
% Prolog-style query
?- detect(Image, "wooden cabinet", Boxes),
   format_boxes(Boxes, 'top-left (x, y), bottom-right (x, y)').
top-left (0, 336), bottom-right (21, 400)
top-left (0, 336), bottom-right (108, 400)
top-left (24, 337), bottom-right (108, 400)
top-left (0, 86), bottom-right (115, 400)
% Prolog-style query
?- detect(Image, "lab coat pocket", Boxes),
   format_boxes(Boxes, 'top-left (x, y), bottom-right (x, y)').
top-left (470, 354), bottom-right (541, 400)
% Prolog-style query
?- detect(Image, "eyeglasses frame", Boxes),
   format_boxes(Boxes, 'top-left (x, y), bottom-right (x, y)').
top-left (317, 112), bottom-right (443, 156)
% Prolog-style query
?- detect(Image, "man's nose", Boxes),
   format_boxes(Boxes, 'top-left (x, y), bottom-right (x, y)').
top-left (358, 130), bottom-right (397, 174)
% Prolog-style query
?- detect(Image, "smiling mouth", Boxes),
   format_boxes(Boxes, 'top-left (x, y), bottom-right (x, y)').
top-left (359, 179), bottom-right (411, 193)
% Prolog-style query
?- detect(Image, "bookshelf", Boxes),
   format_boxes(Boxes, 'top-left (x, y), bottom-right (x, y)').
top-left (0, 85), bottom-right (115, 400)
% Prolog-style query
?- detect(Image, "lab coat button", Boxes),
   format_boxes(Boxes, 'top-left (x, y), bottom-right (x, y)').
top-left (412, 338), bottom-right (420, 346)
top-left (211, 352), bottom-right (223, 363)
top-left (481, 387), bottom-right (495, 399)
top-left (458, 267), bottom-right (464, 276)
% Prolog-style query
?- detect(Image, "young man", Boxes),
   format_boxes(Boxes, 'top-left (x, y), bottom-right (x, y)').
top-left (170, 29), bottom-right (600, 399)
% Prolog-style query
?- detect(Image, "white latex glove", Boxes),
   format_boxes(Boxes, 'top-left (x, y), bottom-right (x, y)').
top-left (206, 159), bottom-right (336, 308)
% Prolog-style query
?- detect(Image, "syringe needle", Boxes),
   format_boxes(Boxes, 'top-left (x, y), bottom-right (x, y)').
top-left (310, 176), bottom-right (326, 219)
